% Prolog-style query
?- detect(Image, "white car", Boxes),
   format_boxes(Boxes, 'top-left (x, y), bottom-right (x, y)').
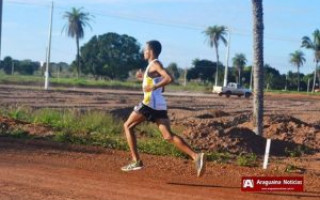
top-left (213, 82), bottom-right (252, 98)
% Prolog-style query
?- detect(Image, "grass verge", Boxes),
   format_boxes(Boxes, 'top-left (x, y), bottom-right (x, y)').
top-left (1, 106), bottom-right (259, 166)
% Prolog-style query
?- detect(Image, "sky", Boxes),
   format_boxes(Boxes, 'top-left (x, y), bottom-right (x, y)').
top-left (2, 0), bottom-right (320, 75)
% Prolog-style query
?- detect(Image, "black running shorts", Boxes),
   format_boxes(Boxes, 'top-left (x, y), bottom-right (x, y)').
top-left (134, 103), bottom-right (168, 122)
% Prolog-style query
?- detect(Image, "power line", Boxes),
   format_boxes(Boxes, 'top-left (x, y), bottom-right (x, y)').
top-left (5, 0), bottom-right (305, 44)
top-left (6, 0), bottom-right (49, 7)
top-left (3, 1), bottom-right (316, 75)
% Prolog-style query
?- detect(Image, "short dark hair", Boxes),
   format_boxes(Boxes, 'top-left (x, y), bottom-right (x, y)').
top-left (147, 40), bottom-right (162, 57)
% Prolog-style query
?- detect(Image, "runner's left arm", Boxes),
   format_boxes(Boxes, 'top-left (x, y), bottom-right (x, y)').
top-left (152, 62), bottom-right (173, 90)
top-left (143, 62), bottom-right (173, 92)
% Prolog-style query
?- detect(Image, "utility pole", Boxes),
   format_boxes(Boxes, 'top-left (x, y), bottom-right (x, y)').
top-left (285, 73), bottom-right (288, 91)
top-left (223, 29), bottom-right (231, 87)
top-left (0, 0), bottom-right (3, 65)
top-left (250, 66), bottom-right (253, 90)
top-left (184, 67), bottom-right (188, 86)
top-left (45, 1), bottom-right (53, 90)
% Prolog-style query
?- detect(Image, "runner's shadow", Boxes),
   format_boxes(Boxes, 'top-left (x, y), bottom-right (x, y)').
top-left (167, 182), bottom-right (239, 189)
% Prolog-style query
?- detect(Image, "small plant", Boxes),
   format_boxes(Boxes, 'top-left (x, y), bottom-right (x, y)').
top-left (7, 106), bottom-right (29, 121)
top-left (138, 138), bottom-right (186, 158)
top-left (285, 146), bottom-right (311, 157)
top-left (285, 147), bottom-right (301, 157)
top-left (285, 164), bottom-right (298, 172)
top-left (285, 164), bottom-right (305, 173)
top-left (33, 109), bottom-right (63, 126)
top-left (236, 153), bottom-right (258, 167)
top-left (79, 111), bottom-right (123, 135)
top-left (207, 151), bottom-right (233, 163)
top-left (136, 122), bottom-right (161, 138)
top-left (54, 131), bottom-right (73, 143)
top-left (11, 129), bottom-right (30, 139)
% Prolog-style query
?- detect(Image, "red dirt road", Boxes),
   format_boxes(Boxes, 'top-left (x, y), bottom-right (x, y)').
top-left (1, 85), bottom-right (320, 199)
top-left (1, 138), bottom-right (319, 200)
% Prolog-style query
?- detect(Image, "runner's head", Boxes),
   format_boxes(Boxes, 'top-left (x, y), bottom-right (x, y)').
top-left (144, 40), bottom-right (162, 60)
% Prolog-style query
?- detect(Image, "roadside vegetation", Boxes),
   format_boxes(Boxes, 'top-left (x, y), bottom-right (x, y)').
top-left (0, 74), bottom-right (211, 92)
top-left (1, 74), bottom-right (319, 95)
top-left (0, 107), bottom-right (186, 158)
top-left (0, 106), bottom-right (270, 166)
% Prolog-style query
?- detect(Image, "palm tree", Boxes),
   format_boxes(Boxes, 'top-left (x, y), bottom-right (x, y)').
top-left (203, 25), bottom-right (227, 86)
top-left (63, 8), bottom-right (92, 78)
top-left (289, 50), bottom-right (306, 91)
top-left (301, 29), bottom-right (320, 92)
top-left (252, 0), bottom-right (264, 136)
top-left (232, 53), bottom-right (247, 86)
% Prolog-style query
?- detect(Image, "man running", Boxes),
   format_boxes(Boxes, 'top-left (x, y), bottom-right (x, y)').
top-left (121, 40), bottom-right (206, 177)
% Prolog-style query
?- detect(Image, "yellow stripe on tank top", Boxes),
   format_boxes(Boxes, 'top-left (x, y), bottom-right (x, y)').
top-left (143, 76), bottom-right (153, 105)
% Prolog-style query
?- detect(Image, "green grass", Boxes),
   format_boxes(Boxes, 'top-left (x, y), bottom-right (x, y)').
top-left (2, 74), bottom-right (320, 94)
top-left (0, 74), bottom-right (142, 90)
top-left (284, 146), bottom-right (312, 157)
top-left (0, 74), bottom-right (44, 84)
top-left (0, 106), bottom-right (264, 165)
top-left (0, 128), bottom-right (30, 139)
top-left (236, 153), bottom-right (258, 167)
top-left (9, 129), bottom-right (30, 139)
top-left (53, 131), bottom-right (128, 150)
top-left (284, 164), bottom-right (305, 173)
top-left (7, 106), bottom-right (31, 120)
top-left (32, 109), bottom-right (123, 136)
top-left (0, 74), bottom-right (210, 92)
top-left (167, 82), bottom-right (212, 92)
top-left (266, 90), bottom-right (320, 96)
top-left (52, 77), bottom-right (142, 90)
top-left (207, 152), bottom-right (233, 163)
top-left (139, 138), bottom-right (187, 157)
top-left (0, 107), bottom-right (197, 159)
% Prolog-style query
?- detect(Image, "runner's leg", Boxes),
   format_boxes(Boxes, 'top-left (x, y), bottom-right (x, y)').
top-left (156, 118), bottom-right (197, 160)
top-left (124, 111), bottom-right (145, 161)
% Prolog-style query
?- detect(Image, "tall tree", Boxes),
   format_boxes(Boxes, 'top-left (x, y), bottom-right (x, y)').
top-left (232, 53), bottom-right (247, 85)
top-left (2, 56), bottom-right (12, 74)
top-left (166, 63), bottom-right (180, 80)
top-left (203, 25), bottom-right (227, 86)
top-left (301, 29), bottom-right (320, 92)
top-left (187, 59), bottom-right (216, 82)
top-left (289, 50), bottom-right (306, 91)
top-left (80, 33), bottom-right (144, 80)
top-left (252, 0), bottom-right (264, 136)
top-left (63, 7), bottom-right (92, 78)
top-left (264, 64), bottom-right (284, 90)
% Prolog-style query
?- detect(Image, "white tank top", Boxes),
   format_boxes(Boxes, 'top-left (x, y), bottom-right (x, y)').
top-left (142, 59), bottom-right (167, 110)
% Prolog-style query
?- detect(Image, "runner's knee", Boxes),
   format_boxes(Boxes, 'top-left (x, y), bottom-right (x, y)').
top-left (124, 121), bottom-right (134, 130)
top-left (163, 134), bottom-right (173, 142)
top-left (123, 122), bottom-right (128, 129)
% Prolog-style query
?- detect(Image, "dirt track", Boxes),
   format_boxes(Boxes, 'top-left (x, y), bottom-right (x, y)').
top-left (0, 84), bottom-right (320, 199)
top-left (1, 138), bottom-right (320, 200)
